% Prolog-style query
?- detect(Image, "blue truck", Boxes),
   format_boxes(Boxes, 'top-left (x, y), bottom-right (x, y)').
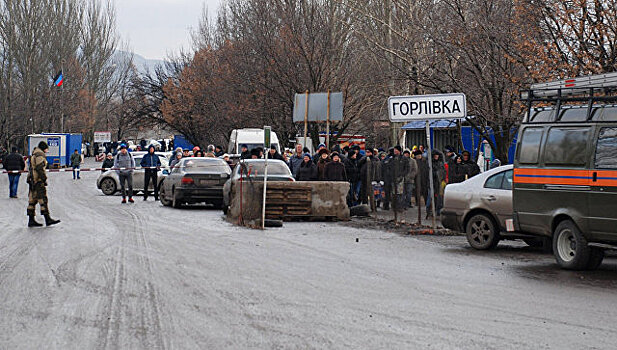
top-left (173, 134), bottom-right (195, 151)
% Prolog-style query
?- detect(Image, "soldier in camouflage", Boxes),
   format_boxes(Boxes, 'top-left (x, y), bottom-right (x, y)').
top-left (26, 141), bottom-right (60, 227)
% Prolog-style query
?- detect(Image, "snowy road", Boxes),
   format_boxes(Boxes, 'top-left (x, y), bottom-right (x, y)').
top-left (1, 163), bottom-right (617, 349)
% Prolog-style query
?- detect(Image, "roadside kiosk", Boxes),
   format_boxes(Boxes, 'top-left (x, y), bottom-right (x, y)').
top-left (27, 133), bottom-right (82, 168)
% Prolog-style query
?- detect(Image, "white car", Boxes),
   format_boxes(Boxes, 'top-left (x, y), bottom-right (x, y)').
top-left (96, 152), bottom-right (170, 195)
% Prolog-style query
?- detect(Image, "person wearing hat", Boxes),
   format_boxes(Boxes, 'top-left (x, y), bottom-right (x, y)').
top-left (313, 143), bottom-right (327, 163)
top-left (424, 149), bottom-right (446, 218)
top-left (380, 148), bottom-right (395, 210)
top-left (140, 144), bottom-right (161, 201)
top-left (316, 148), bottom-right (331, 180)
top-left (358, 147), bottom-right (377, 206)
top-left (386, 146), bottom-right (411, 212)
top-left (240, 144), bottom-right (251, 159)
top-left (295, 153), bottom-right (317, 181)
top-left (413, 149), bottom-right (428, 210)
top-left (70, 149), bottom-right (82, 180)
top-left (26, 141), bottom-right (60, 227)
top-left (113, 144), bottom-right (135, 204)
top-left (250, 148), bottom-right (261, 159)
top-left (214, 145), bottom-right (224, 157)
top-left (182, 148), bottom-right (190, 158)
top-left (4, 146), bottom-right (26, 198)
top-left (344, 150), bottom-right (361, 205)
top-left (222, 154), bottom-right (232, 166)
top-left (267, 145), bottom-right (284, 161)
top-left (461, 150), bottom-right (480, 178)
top-left (443, 145), bottom-right (457, 184)
top-left (402, 149), bottom-right (418, 209)
top-left (324, 152), bottom-right (347, 182)
top-left (101, 153), bottom-right (114, 173)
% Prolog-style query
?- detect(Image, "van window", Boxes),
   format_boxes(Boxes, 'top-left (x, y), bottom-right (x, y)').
top-left (530, 110), bottom-right (556, 122)
top-left (518, 128), bottom-right (544, 164)
top-left (595, 127), bottom-right (617, 169)
top-left (560, 108), bottom-right (589, 122)
top-left (544, 127), bottom-right (589, 166)
top-left (594, 107), bottom-right (617, 122)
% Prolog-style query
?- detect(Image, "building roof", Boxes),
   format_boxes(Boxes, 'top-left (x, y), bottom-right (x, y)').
top-left (401, 118), bottom-right (464, 130)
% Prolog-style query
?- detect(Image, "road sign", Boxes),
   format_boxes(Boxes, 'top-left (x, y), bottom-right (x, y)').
top-left (264, 126), bottom-right (271, 149)
top-left (293, 92), bottom-right (344, 122)
top-left (388, 93), bottom-right (467, 121)
top-left (93, 131), bottom-right (111, 143)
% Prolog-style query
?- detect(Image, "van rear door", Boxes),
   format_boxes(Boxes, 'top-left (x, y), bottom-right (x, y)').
top-left (589, 126), bottom-right (617, 241)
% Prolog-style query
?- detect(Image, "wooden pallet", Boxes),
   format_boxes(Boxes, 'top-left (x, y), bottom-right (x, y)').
top-left (265, 185), bottom-right (312, 219)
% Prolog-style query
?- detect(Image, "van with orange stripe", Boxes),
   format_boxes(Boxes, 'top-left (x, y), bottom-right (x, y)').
top-left (515, 76), bottom-right (617, 270)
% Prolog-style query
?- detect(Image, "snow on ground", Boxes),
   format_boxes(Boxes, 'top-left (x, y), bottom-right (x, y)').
top-left (1, 161), bottom-right (617, 349)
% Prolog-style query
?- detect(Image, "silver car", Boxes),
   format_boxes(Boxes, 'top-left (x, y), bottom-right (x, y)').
top-left (222, 159), bottom-right (295, 214)
top-left (441, 165), bottom-right (541, 249)
top-left (96, 152), bottom-right (170, 195)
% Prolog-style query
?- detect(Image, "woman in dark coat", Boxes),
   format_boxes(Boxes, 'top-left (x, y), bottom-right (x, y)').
top-left (316, 148), bottom-right (331, 180)
top-left (449, 155), bottom-right (467, 184)
top-left (295, 154), bottom-right (318, 181)
top-left (324, 152), bottom-right (347, 181)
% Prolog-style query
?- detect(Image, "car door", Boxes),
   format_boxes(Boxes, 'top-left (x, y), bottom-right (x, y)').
top-left (165, 160), bottom-right (183, 196)
top-left (588, 126), bottom-right (617, 241)
top-left (132, 156), bottom-right (144, 190)
top-left (481, 169), bottom-right (513, 230)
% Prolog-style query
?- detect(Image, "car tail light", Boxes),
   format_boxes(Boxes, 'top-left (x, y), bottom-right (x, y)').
top-left (181, 177), bottom-right (194, 184)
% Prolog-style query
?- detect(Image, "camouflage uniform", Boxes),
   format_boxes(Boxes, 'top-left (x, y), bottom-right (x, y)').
top-left (27, 147), bottom-right (49, 216)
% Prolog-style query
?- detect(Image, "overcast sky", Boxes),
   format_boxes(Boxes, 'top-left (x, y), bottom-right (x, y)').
top-left (115, 0), bottom-right (221, 60)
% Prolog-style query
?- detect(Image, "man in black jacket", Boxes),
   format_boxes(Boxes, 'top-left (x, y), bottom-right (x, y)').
top-left (4, 147), bottom-right (26, 198)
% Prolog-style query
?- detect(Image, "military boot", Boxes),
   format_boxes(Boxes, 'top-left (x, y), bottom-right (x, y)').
top-left (44, 215), bottom-right (61, 226)
top-left (28, 215), bottom-right (43, 227)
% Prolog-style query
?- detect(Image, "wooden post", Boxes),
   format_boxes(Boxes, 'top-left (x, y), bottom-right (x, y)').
top-left (326, 89), bottom-right (331, 149)
top-left (303, 90), bottom-right (309, 149)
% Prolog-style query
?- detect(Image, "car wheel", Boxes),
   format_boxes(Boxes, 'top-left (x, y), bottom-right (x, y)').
top-left (465, 213), bottom-right (499, 250)
top-left (100, 178), bottom-right (117, 196)
top-left (159, 183), bottom-right (172, 207)
top-left (552, 220), bottom-right (591, 270)
top-left (587, 248), bottom-right (604, 270)
top-left (172, 189), bottom-right (182, 209)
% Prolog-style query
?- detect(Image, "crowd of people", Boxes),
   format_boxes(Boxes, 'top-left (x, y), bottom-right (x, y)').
top-left (283, 143), bottom-right (485, 217)
top-left (2, 137), bottom-right (495, 225)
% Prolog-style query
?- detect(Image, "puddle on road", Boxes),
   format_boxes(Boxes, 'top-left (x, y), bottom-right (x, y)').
top-left (512, 261), bottom-right (617, 288)
top-left (430, 238), bottom-right (617, 288)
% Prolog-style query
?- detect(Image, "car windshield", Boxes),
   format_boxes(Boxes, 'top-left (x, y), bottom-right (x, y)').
top-left (237, 162), bottom-right (290, 176)
top-left (182, 158), bottom-right (230, 173)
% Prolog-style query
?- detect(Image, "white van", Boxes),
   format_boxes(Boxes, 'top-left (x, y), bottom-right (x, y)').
top-left (228, 128), bottom-right (281, 155)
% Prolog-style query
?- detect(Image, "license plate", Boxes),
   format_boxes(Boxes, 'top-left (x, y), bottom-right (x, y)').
top-left (200, 180), bottom-right (217, 186)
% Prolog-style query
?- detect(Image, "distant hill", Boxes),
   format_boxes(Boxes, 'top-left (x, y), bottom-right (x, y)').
top-left (114, 50), bottom-right (167, 73)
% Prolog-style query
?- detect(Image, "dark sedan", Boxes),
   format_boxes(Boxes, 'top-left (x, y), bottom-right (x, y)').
top-left (159, 157), bottom-right (232, 208)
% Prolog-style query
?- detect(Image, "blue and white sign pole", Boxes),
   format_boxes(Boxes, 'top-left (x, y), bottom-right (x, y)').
top-left (388, 93), bottom-right (467, 229)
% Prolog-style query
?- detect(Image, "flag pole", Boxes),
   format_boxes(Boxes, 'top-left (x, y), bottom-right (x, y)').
top-left (60, 64), bottom-right (64, 133)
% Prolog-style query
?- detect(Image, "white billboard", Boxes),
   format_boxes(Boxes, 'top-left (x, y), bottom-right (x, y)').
top-left (94, 131), bottom-right (112, 143)
top-left (388, 93), bottom-right (467, 121)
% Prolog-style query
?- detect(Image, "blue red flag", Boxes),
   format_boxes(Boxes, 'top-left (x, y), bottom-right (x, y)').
top-left (53, 70), bottom-right (63, 87)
